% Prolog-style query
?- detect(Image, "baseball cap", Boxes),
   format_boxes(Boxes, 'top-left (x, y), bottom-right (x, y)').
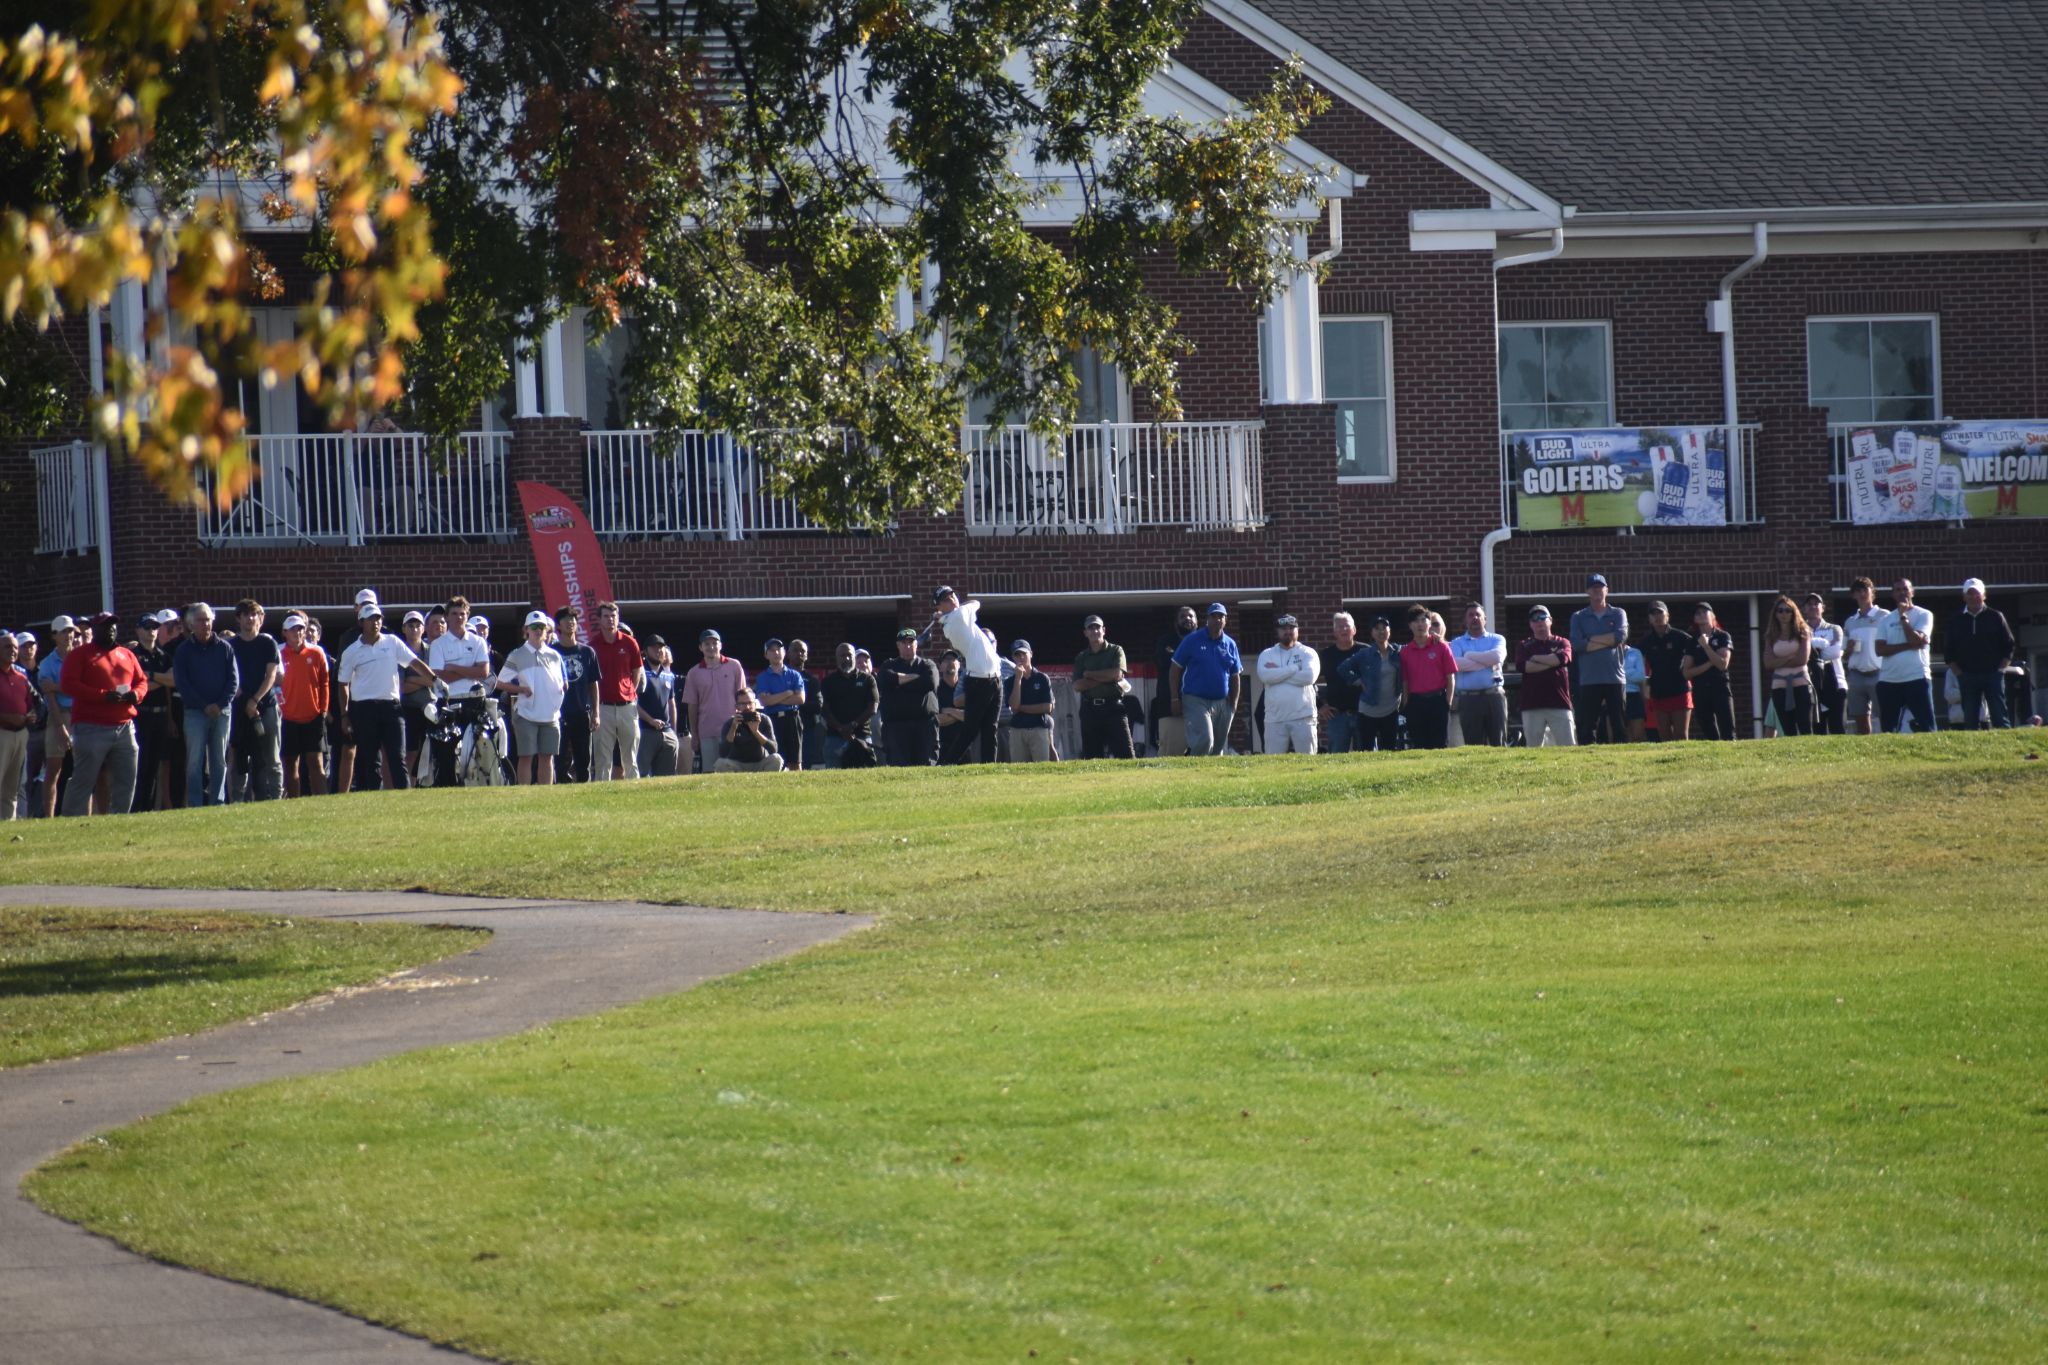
top-left (932, 584), bottom-right (956, 603)
top-left (524, 610), bottom-right (551, 629)
top-left (1586, 573), bottom-right (1607, 587)
top-left (49, 614), bottom-right (76, 633)
top-left (1647, 600), bottom-right (1669, 615)
top-left (357, 602), bottom-right (384, 620)
top-left (471, 614), bottom-right (490, 629)
top-left (155, 608), bottom-right (181, 624)
top-left (1369, 614), bottom-right (1392, 628)
top-left (1206, 601), bottom-right (1228, 617)
top-left (763, 637), bottom-right (785, 649)
top-left (1010, 638), bottom-right (1032, 654)
top-left (281, 614), bottom-right (307, 631)
top-left (13, 631), bottom-right (33, 646)
top-left (1962, 576), bottom-right (1987, 594)
top-left (698, 628), bottom-right (720, 643)
top-left (402, 609), bottom-right (426, 626)
top-left (1081, 614), bottom-right (1104, 628)
top-left (644, 634), bottom-right (667, 650)
top-left (135, 612), bottom-right (159, 628)
top-left (85, 610), bottom-right (117, 628)
top-left (354, 588), bottom-right (379, 605)
top-left (895, 626), bottom-right (919, 641)
top-left (1802, 591), bottom-right (1824, 604)
top-left (1528, 605), bottom-right (1551, 620)
top-left (1275, 614), bottom-right (1298, 627)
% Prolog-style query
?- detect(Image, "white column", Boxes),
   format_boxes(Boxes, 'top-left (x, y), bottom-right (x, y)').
top-left (514, 346), bottom-right (540, 417)
top-left (541, 316), bottom-right (569, 416)
top-left (1259, 232), bottom-right (1322, 405)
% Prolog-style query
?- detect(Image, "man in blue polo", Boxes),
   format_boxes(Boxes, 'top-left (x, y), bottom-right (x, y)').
top-left (1170, 602), bottom-right (1243, 755)
top-left (1569, 573), bottom-right (1629, 744)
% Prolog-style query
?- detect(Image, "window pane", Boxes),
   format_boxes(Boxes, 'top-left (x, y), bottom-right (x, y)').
top-left (1807, 321), bottom-right (1870, 401)
top-left (1870, 320), bottom-right (1934, 400)
top-left (1500, 403), bottom-right (1548, 432)
top-left (1820, 397), bottom-right (1874, 424)
top-left (1498, 328), bottom-right (1546, 409)
top-left (1336, 398), bottom-right (1389, 477)
top-left (1545, 325), bottom-right (1608, 407)
top-left (1076, 347), bottom-right (1119, 424)
top-left (1875, 396), bottom-right (1936, 422)
top-left (1551, 403), bottom-right (1607, 429)
top-left (1323, 319), bottom-right (1385, 400)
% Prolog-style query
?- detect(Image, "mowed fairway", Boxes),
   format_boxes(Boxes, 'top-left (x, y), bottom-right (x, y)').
top-left (13, 735), bottom-right (2048, 1362)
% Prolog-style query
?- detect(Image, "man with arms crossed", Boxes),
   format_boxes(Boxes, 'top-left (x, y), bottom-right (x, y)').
top-left (1839, 577), bottom-right (1889, 734)
top-left (1256, 614), bottom-right (1321, 754)
top-left (1569, 573), bottom-right (1629, 744)
top-left (1515, 605), bottom-right (1574, 746)
top-left (1448, 602), bottom-right (1508, 746)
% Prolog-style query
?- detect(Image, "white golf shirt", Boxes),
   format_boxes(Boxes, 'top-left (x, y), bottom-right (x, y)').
top-left (429, 627), bottom-right (491, 698)
top-left (337, 635), bottom-right (420, 703)
top-left (941, 600), bottom-right (1004, 679)
top-left (1255, 641), bottom-right (1321, 724)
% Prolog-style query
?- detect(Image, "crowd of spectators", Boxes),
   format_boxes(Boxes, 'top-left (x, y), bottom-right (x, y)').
top-left (3, 572), bottom-right (2033, 820)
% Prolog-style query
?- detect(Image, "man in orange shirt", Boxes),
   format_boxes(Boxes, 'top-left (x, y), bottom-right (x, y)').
top-left (57, 611), bottom-right (148, 815)
top-left (278, 612), bottom-right (331, 797)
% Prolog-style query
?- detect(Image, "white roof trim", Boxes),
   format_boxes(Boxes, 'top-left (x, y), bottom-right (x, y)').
top-left (1148, 61), bottom-right (1358, 201)
top-left (1202, 0), bottom-right (1563, 220)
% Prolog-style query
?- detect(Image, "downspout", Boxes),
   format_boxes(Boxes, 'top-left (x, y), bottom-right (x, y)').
top-left (1308, 197), bottom-right (1343, 267)
top-left (1481, 225), bottom-right (1566, 622)
top-left (88, 302), bottom-right (115, 616)
top-left (1747, 593), bottom-right (1764, 739)
top-left (1714, 222), bottom-right (1769, 524)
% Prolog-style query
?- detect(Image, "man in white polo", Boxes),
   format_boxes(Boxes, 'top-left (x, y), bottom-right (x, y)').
top-left (496, 611), bottom-right (566, 785)
top-left (426, 594), bottom-right (491, 786)
top-left (930, 585), bottom-right (1004, 762)
top-left (1839, 576), bottom-right (1889, 734)
top-left (335, 602), bottom-right (438, 791)
top-left (1874, 577), bottom-right (1936, 734)
top-left (1255, 614), bottom-right (1320, 754)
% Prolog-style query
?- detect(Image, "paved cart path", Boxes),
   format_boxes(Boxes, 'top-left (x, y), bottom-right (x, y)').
top-left (0, 885), bottom-right (869, 1364)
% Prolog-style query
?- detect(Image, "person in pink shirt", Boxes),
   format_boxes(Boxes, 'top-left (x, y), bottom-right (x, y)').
top-left (1397, 604), bottom-right (1457, 749)
top-left (681, 628), bottom-right (747, 772)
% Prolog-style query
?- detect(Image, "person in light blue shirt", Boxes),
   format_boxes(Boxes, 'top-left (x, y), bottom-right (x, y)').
top-left (1568, 573), bottom-right (1629, 743)
top-left (754, 638), bottom-right (808, 770)
top-left (1170, 602), bottom-right (1243, 755)
top-left (1448, 602), bottom-right (1508, 746)
top-left (1622, 643), bottom-right (1647, 741)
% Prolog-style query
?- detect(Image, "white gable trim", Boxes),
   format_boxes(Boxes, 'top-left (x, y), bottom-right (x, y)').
top-left (1202, 0), bottom-right (1563, 221)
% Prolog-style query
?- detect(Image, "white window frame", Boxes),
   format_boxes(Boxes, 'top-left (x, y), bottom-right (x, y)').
top-left (1498, 320), bottom-right (1615, 432)
top-left (1804, 313), bottom-right (1942, 424)
top-left (1325, 314), bottom-right (1396, 484)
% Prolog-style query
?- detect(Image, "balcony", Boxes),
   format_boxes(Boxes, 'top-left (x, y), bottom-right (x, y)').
top-left (195, 432), bottom-right (512, 546)
top-left (1828, 421), bottom-right (2048, 524)
top-left (1499, 424), bottom-right (1760, 531)
top-left (583, 430), bottom-right (846, 540)
top-left (32, 441), bottom-right (100, 555)
top-left (962, 420), bottom-right (1265, 535)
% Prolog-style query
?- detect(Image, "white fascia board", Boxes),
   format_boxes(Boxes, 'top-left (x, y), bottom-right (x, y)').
top-left (1565, 201), bottom-right (2048, 234)
top-left (1410, 228), bottom-right (1499, 252)
top-left (1412, 208), bottom-right (1565, 232)
top-left (1201, 0), bottom-right (1563, 219)
top-left (1148, 62), bottom-right (1358, 200)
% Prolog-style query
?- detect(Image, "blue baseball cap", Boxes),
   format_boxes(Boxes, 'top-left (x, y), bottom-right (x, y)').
top-left (1206, 601), bottom-right (1228, 616)
top-left (1009, 638), bottom-right (1032, 654)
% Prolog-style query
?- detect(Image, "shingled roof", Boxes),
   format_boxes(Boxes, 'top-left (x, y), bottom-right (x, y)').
top-left (1231, 0), bottom-right (2048, 214)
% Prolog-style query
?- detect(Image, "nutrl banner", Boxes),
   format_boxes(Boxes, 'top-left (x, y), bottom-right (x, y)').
top-left (1509, 426), bottom-right (1729, 530)
top-left (517, 481), bottom-right (614, 619)
top-left (1842, 422), bottom-right (2048, 524)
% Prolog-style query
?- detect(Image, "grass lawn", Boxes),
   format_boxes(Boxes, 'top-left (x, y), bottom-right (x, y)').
top-left (0, 907), bottom-right (487, 1068)
top-left (15, 734), bottom-right (2048, 1362)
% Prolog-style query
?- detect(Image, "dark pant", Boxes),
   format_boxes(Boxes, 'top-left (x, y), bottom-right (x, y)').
top-left (1692, 693), bottom-right (1738, 740)
top-left (1456, 689), bottom-right (1508, 746)
top-left (768, 711), bottom-right (803, 770)
top-left (883, 715), bottom-right (938, 766)
top-left (348, 700), bottom-right (408, 790)
top-left (1877, 678), bottom-right (1936, 734)
top-left (1772, 683), bottom-right (1815, 736)
top-left (1813, 680), bottom-right (1846, 734)
top-left (1405, 691), bottom-right (1450, 749)
top-left (1078, 696), bottom-right (1135, 759)
top-left (132, 709), bottom-right (171, 812)
top-left (230, 698), bottom-right (283, 801)
top-left (1575, 683), bottom-right (1626, 744)
top-left (961, 675), bottom-right (1001, 763)
top-left (559, 706), bottom-right (593, 782)
top-left (1357, 710), bottom-right (1401, 751)
top-left (1956, 669), bottom-right (2011, 729)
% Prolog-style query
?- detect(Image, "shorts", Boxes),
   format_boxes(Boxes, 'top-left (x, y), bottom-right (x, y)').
top-left (1646, 694), bottom-right (1692, 729)
top-left (1624, 692), bottom-right (1645, 722)
top-left (512, 714), bottom-right (561, 756)
top-left (282, 718), bottom-right (328, 758)
top-left (44, 710), bottom-right (71, 756)
top-left (327, 713), bottom-right (347, 750)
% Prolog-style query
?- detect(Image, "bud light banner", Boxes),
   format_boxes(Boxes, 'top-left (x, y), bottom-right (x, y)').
top-left (1842, 422), bottom-right (2048, 524)
top-left (517, 481), bottom-right (615, 619)
top-left (1508, 426), bottom-right (1729, 530)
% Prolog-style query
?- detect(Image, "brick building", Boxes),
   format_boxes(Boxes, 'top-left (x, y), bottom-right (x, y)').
top-left (9, 0), bottom-right (2047, 730)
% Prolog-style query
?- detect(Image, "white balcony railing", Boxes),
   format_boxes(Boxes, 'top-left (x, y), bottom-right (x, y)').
top-left (584, 429), bottom-right (857, 539)
top-left (1498, 423), bottom-right (1761, 530)
top-left (963, 420), bottom-right (1265, 535)
top-left (32, 441), bottom-right (99, 555)
top-left (195, 431), bottom-right (512, 546)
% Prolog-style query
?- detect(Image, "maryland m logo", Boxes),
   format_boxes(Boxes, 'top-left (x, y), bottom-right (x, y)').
top-left (1994, 483), bottom-right (2021, 515)
top-left (1559, 493), bottom-right (1588, 526)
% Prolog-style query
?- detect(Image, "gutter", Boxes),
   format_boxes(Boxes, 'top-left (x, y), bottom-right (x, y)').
top-left (1712, 222), bottom-right (1769, 526)
top-left (1478, 225), bottom-right (1567, 621)
top-left (88, 302), bottom-right (115, 616)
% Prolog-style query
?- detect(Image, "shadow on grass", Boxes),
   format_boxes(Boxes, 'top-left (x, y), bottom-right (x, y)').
top-left (0, 955), bottom-right (271, 998)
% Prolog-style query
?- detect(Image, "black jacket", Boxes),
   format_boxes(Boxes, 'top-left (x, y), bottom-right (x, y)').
top-left (1946, 607), bottom-right (2014, 673)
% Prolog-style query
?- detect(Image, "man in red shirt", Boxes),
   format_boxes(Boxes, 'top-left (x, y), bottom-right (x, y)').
top-left (0, 631), bottom-right (32, 819)
top-left (58, 611), bottom-right (148, 815)
top-left (588, 600), bottom-right (643, 780)
top-left (1396, 604), bottom-right (1457, 749)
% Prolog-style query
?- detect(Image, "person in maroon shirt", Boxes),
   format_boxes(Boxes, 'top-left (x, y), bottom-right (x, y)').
top-left (1397, 604), bottom-right (1457, 749)
top-left (58, 611), bottom-right (148, 815)
top-left (588, 601), bottom-right (643, 780)
top-left (0, 631), bottom-right (32, 819)
top-left (1514, 605), bottom-right (1576, 747)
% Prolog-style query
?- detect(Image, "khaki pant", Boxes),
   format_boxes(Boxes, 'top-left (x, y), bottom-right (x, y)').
top-left (1010, 727), bottom-right (1054, 762)
top-left (593, 703), bottom-right (640, 780)
top-left (0, 726), bottom-right (25, 818)
top-left (1523, 708), bottom-right (1576, 747)
top-left (1152, 715), bottom-right (1187, 757)
top-left (714, 754), bottom-right (784, 773)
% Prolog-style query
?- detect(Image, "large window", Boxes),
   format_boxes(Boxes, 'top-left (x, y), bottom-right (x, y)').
top-left (1807, 316), bottom-right (1938, 423)
top-left (1325, 316), bottom-right (1393, 479)
top-left (1499, 322), bottom-right (1611, 430)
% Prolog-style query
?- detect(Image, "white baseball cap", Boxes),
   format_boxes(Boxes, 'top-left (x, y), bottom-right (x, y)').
top-left (357, 601), bottom-right (384, 621)
top-left (1961, 577), bottom-right (1987, 595)
top-left (49, 614), bottom-right (77, 633)
top-left (401, 609), bottom-right (426, 626)
top-left (354, 588), bottom-right (380, 605)
top-left (524, 610), bottom-right (551, 629)
top-left (155, 608), bottom-right (181, 624)
top-left (13, 631), bottom-right (32, 646)
top-left (281, 614), bottom-right (307, 631)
